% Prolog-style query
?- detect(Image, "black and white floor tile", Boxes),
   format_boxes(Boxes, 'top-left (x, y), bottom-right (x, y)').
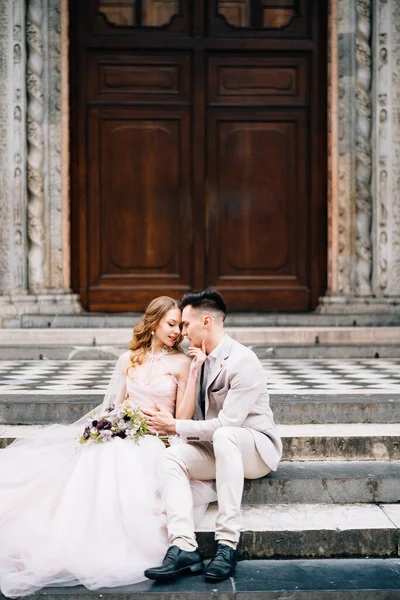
top-left (0, 359), bottom-right (399, 395)
top-left (260, 359), bottom-right (400, 393)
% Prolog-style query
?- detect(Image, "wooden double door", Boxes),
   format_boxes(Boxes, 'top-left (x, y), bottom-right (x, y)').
top-left (70, 0), bottom-right (327, 312)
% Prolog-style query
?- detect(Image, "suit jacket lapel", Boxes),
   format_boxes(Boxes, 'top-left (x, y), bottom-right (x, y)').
top-left (205, 334), bottom-right (234, 415)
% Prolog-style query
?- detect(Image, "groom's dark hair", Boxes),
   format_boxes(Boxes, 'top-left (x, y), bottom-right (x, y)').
top-left (180, 289), bottom-right (227, 320)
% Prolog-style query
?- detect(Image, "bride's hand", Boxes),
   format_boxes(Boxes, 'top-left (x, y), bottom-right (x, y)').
top-left (188, 339), bottom-right (207, 374)
top-left (141, 404), bottom-right (176, 434)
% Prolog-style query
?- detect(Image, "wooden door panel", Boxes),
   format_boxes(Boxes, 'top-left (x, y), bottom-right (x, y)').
top-left (87, 108), bottom-right (192, 310)
top-left (87, 53), bottom-right (190, 105)
top-left (206, 110), bottom-right (309, 311)
top-left (208, 55), bottom-right (309, 107)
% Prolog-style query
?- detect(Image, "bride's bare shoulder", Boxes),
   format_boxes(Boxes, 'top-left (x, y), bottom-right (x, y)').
top-left (169, 350), bottom-right (191, 366)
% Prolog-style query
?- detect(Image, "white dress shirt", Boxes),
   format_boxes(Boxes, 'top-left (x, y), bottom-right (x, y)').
top-left (204, 335), bottom-right (226, 388)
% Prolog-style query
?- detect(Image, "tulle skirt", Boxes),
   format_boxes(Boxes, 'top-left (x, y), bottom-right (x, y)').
top-left (0, 426), bottom-right (214, 597)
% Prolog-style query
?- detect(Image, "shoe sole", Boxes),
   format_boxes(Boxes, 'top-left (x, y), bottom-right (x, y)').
top-left (205, 570), bottom-right (235, 582)
top-left (145, 562), bottom-right (205, 582)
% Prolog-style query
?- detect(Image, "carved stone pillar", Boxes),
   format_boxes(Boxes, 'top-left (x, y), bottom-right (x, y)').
top-left (373, 0), bottom-right (400, 299)
top-left (320, 0), bottom-right (400, 312)
top-left (354, 0), bottom-right (373, 295)
top-left (12, 0), bottom-right (28, 294)
top-left (0, 0), bottom-right (28, 297)
top-left (0, 0), bottom-right (12, 296)
top-left (26, 0), bottom-right (46, 293)
top-left (0, 0), bottom-right (81, 324)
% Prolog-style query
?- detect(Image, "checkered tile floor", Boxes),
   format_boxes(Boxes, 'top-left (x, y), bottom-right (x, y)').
top-left (0, 359), bottom-right (399, 395)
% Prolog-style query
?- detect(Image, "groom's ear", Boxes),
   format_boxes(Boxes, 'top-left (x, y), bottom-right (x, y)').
top-left (203, 315), bottom-right (212, 328)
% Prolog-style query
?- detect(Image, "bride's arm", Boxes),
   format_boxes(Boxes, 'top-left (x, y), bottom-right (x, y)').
top-left (175, 358), bottom-right (198, 419)
top-left (175, 343), bottom-right (206, 419)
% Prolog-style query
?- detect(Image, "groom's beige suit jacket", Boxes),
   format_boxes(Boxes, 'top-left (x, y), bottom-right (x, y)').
top-left (175, 334), bottom-right (282, 471)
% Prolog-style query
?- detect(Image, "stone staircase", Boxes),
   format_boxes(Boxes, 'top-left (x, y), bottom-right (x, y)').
top-left (0, 319), bottom-right (399, 597)
top-left (1, 324), bottom-right (400, 360)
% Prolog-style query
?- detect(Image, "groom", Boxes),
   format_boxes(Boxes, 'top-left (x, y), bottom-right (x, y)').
top-left (143, 290), bottom-right (282, 582)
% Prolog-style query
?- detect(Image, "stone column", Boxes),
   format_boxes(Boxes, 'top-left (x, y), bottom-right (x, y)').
top-left (373, 0), bottom-right (400, 299)
top-left (26, 0), bottom-right (46, 293)
top-left (0, 0), bottom-right (28, 297)
top-left (354, 0), bottom-right (373, 295)
top-left (0, 0), bottom-right (13, 296)
top-left (319, 0), bottom-right (400, 312)
top-left (0, 0), bottom-right (81, 325)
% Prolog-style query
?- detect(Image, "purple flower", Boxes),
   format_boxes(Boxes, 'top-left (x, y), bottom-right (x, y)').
top-left (97, 419), bottom-right (112, 430)
top-left (116, 431), bottom-right (126, 439)
top-left (92, 420), bottom-right (98, 427)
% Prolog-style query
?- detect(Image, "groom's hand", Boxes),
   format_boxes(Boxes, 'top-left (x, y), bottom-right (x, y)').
top-left (188, 339), bottom-right (207, 374)
top-left (141, 403), bottom-right (176, 434)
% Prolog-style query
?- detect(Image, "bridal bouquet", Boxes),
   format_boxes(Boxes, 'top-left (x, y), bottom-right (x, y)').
top-left (78, 400), bottom-right (150, 445)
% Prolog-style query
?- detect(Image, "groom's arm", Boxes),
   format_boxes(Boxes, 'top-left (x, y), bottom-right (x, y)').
top-left (175, 356), bottom-right (265, 442)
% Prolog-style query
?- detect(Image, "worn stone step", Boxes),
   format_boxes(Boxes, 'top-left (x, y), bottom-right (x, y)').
top-left (3, 344), bottom-right (400, 360)
top-left (1, 326), bottom-right (399, 359)
top-left (6, 311), bottom-right (400, 327)
top-left (197, 503), bottom-right (400, 559)
top-left (272, 396), bottom-right (400, 424)
top-left (245, 460), bottom-right (400, 503)
top-left (0, 327), bottom-right (398, 347)
top-left (279, 424), bottom-right (400, 460)
top-left (1, 558), bottom-right (400, 599)
top-left (1, 424), bottom-right (399, 500)
top-left (2, 424), bottom-right (400, 461)
top-left (1, 393), bottom-right (399, 425)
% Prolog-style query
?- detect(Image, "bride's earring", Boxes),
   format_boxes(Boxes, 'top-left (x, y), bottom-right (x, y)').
top-left (151, 331), bottom-right (154, 336)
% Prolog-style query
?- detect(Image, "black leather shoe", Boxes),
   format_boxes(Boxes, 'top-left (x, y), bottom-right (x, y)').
top-left (205, 544), bottom-right (237, 582)
top-left (144, 545), bottom-right (204, 582)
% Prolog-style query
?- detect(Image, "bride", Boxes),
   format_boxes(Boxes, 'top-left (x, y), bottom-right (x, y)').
top-left (0, 296), bottom-right (214, 598)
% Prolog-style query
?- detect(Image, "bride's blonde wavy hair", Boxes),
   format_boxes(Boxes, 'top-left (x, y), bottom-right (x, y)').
top-left (128, 296), bottom-right (183, 370)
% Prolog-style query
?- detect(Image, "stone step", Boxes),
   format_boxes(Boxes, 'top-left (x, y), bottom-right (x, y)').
top-left (1, 326), bottom-right (400, 359)
top-left (2, 424), bottom-right (400, 462)
top-left (197, 503), bottom-right (400, 559)
top-left (1, 390), bottom-right (399, 425)
top-left (1, 559), bottom-right (400, 600)
top-left (5, 311), bottom-right (400, 328)
top-left (0, 327), bottom-right (398, 349)
top-left (3, 343), bottom-right (400, 360)
top-left (1, 423), bottom-right (399, 500)
top-left (279, 424), bottom-right (400, 460)
top-left (272, 395), bottom-right (400, 424)
top-left (244, 460), bottom-right (400, 504)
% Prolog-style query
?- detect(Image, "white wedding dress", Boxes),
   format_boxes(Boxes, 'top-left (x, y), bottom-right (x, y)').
top-left (0, 351), bottom-right (215, 598)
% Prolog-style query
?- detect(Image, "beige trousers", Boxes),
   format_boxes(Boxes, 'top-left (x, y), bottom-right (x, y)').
top-left (163, 427), bottom-right (272, 550)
